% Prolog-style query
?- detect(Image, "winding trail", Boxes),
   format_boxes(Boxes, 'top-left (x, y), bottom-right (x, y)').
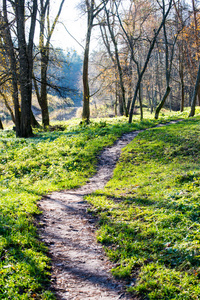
top-left (38, 121), bottom-right (181, 299)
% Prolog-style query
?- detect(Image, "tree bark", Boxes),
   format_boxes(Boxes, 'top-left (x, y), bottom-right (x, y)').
top-left (82, 1), bottom-right (94, 123)
top-left (0, 118), bottom-right (3, 130)
top-left (82, 22), bottom-right (92, 122)
top-left (127, 57), bottom-right (133, 113)
top-left (105, 7), bottom-right (128, 117)
top-left (16, 8), bottom-right (32, 136)
top-left (138, 83), bottom-right (143, 120)
top-left (180, 77), bottom-right (184, 112)
top-left (118, 94), bottom-right (124, 116)
top-left (189, 61), bottom-right (200, 117)
top-left (36, 0), bottom-right (65, 127)
top-left (197, 86), bottom-right (200, 106)
top-left (2, 0), bottom-right (20, 136)
top-left (82, 0), bottom-right (108, 123)
top-left (39, 0), bottom-right (50, 127)
top-left (15, 0), bottom-right (37, 137)
top-left (154, 0), bottom-right (175, 119)
top-left (155, 86), bottom-right (171, 119)
top-left (31, 110), bottom-right (41, 128)
top-left (40, 56), bottom-right (49, 126)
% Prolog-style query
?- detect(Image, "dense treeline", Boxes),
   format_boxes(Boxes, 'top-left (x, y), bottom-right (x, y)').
top-left (0, 0), bottom-right (199, 136)
top-left (87, 0), bottom-right (200, 121)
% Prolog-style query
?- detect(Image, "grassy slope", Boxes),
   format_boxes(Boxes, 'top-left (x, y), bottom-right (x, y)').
top-left (0, 114), bottom-right (172, 300)
top-left (87, 115), bottom-right (200, 299)
top-left (0, 109), bottom-right (199, 299)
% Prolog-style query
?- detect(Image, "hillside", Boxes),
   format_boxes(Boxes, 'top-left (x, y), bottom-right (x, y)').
top-left (0, 110), bottom-right (200, 299)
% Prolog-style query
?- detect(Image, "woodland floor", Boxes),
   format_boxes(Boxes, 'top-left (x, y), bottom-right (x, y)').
top-left (37, 122), bottom-right (179, 300)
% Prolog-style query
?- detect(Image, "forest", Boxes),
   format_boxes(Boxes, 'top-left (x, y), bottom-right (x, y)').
top-left (0, 0), bottom-right (200, 299)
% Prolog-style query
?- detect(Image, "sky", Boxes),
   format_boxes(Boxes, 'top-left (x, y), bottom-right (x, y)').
top-left (50, 1), bottom-right (87, 54)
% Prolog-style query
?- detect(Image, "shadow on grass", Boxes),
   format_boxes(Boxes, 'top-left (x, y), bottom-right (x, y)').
top-left (88, 190), bottom-right (200, 274)
top-left (0, 226), bottom-right (51, 297)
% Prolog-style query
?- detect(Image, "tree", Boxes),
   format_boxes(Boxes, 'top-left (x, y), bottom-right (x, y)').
top-left (33, 0), bottom-right (65, 127)
top-left (1, 0), bottom-right (21, 136)
top-left (104, 4), bottom-right (128, 116)
top-left (1, 0), bottom-right (37, 137)
top-left (15, 0), bottom-right (37, 137)
top-left (82, 0), bottom-right (108, 123)
top-left (128, 0), bottom-right (173, 123)
top-left (115, 0), bottom-right (155, 120)
top-left (189, 60), bottom-right (200, 116)
top-left (0, 117), bottom-right (3, 129)
top-left (155, 0), bottom-right (177, 119)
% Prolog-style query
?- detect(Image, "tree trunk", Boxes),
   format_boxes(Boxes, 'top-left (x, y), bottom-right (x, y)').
top-left (147, 86), bottom-right (153, 113)
top-left (39, 1), bottom-right (50, 127)
top-left (114, 81), bottom-right (118, 116)
top-left (82, 6), bottom-right (93, 123)
top-left (36, 0), bottom-right (65, 127)
top-left (155, 86), bottom-right (171, 119)
top-left (105, 8), bottom-right (128, 117)
top-left (82, 42), bottom-right (91, 122)
top-left (33, 73), bottom-right (49, 126)
top-left (189, 61), bottom-right (200, 117)
top-left (179, 43), bottom-right (185, 112)
top-left (82, 0), bottom-right (108, 123)
top-left (0, 118), bottom-right (3, 130)
top-left (15, 0), bottom-right (37, 137)
top-left (180, 78), bottom-right (184, 112)
top-left (31, 110), bottom-right (41, 128)
top-left (2, 0), bottom-right (20, 136)
top-left (139, 84), bottom-right (143, 120)
top-left (16, 1), bottom-right (32, 137)
top-left (118, 94), bottom-right (124, 116)
top-left (197, 85), bottom-right (200, 106)
top-left (153, 90), bottom-right (157, 111)
top-left (127, 58), bottom-right (133, 113)
top-left (40, 56), bottom-right (50, 126)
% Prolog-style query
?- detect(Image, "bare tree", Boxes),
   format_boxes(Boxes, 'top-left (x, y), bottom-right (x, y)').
top-left (2, 0), bottom-right (21, 136)
top-left (104, 4), bottom-right (128, 116)
top-left (33, 0), bottom-right (65, 127)
top-left (0, 117), bottom-right (3, 129)
top-left (155, 0), bottom-right (177, 119)
top-left (15, 0), bottom-right (37, 137)
top-left (189, 61), bottom-right (200, 116)
top-left (82, 0), bottom-right (108, 123)
top-left (128, 0), bottom-right (173, 123)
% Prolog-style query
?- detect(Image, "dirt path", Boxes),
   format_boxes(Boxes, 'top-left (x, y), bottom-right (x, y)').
top-left (38, 121), bottom-right (181, 299)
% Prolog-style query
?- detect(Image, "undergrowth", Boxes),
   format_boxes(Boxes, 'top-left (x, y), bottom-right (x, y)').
top-left (0, 109), bottom-right (199, 299)
top-left (86, 114), bottom-right (200, 299)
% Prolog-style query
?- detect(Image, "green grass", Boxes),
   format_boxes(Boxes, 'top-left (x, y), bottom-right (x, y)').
top-left (0, 109), bottom-right (199, 299)
top-left (86, 115), bottom-right (200, 299)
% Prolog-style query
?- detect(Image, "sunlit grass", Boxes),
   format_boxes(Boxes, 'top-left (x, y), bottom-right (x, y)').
top-left (86, 115), bottom-right (200, 299)
top-left (0, 109), bottom-right (199, 299)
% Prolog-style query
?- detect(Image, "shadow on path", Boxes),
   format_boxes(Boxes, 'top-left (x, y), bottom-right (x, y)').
top-left (38, 121), bottom-right (182, 300)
